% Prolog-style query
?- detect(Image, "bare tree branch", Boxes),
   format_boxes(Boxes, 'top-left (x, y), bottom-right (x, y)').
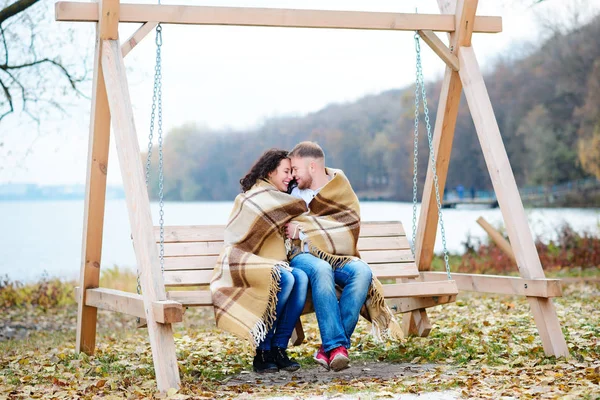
top-left (0, 0), bottom-right (41, 25)
top-left (0, 76), bottom-right (13, 121)
top-left (0, 25), bottom-right (7, 64)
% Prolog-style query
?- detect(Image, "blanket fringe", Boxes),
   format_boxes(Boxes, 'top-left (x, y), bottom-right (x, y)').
top-left (306, 242), bottom-right (356, 270)
top-left (249, 264), bottom-right (282, 347)
top-left (367, 277), bottom-right (404, 341)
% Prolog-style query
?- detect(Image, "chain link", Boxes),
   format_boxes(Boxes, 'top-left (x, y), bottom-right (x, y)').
top-left (411, 45), bottom-right (420, 255)
top-left (412, 33), bottom-right (452, 280)
top-left (139, 23), bottom-right (165, 296)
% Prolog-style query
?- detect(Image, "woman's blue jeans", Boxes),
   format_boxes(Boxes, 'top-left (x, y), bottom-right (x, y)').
top-left (257, 267), bottom-right (308, 350)
top-left (290, 253), bottom-right (372, 352)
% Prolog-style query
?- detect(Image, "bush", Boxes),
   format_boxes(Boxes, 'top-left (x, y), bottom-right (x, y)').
top-left (0, 273), bottom-right (75, 310)
top-left (435, 223), bottom-right (600, 275)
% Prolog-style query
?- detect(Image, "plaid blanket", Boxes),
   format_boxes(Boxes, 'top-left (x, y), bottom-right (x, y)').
top-left (210, 180), bottom-right (307, 346)
top-left (290, 168), bottom-right (404, 340)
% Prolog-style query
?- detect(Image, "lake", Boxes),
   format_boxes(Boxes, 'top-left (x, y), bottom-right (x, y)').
top-left (1, 200), bottom-right (599, 282)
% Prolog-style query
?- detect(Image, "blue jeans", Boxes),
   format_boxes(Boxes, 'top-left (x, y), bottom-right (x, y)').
top-left (290, 253), bottom-right (372, 352)
top-left (257, 267), bottom-right (308, 350)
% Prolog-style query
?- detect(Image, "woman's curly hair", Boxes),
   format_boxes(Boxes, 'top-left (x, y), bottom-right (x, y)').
top-left (240, 149), bottom-right (289, 193)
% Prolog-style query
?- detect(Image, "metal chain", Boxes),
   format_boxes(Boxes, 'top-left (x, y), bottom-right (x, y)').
top-left (411, 47), bottom-right (421, 255)
top-left (412, 32), bottom-right (452, 280)
top-left (139, 23), bottom-right (165, 296)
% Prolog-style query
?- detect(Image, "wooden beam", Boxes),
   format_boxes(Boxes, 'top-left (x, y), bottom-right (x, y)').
top-left (76, 287), bottom-right (184, 323)
top-left (417, 30), bottom-right (459, 71)
top-left (387, 295), bottom-right (457, 313)
top-left (421, 272), bottom-right (562, 297)
top-left (101, 39), bottom-right (181, 391)
top-left (121, 21), bottom-right (158, 57)
top-left (55, 2), bottom-right (502, 33)
top-left (76, 0), bottom-right (113, 355)
top-left (476, 216), bottom-right (517, 263)
top-left (402, 309), bottom-right (432, 337)
top-left (290, 321), bottom-right (305, 346)
top-left (99, 0), bottom-right (119, 40)
top-left (382, 280), bottom-right (458, 298)
top-left (414, 0), bottom-right (478, 272)
top-left (458, 46), bottom-right (568, 357)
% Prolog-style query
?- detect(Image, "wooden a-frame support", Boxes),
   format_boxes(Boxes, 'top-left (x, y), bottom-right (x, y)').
top-left (63, 0), bottom-right (567, 393)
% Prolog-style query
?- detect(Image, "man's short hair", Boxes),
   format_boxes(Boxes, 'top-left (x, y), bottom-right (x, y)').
top-left (289, 141), bottom-right (325, 160)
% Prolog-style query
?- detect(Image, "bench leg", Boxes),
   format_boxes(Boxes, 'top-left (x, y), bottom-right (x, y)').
top-left (402, 309), bottom-right (432, 337)
top-left (290, 319), bottom-right (305, 346)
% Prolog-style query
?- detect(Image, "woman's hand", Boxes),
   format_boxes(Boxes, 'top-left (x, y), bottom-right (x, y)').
top-left (284, 223), bottom-right (301, 239)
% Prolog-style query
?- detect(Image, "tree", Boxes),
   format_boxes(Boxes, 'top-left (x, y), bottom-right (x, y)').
top-left (576, 59), bottom-right (600, 179)
top-left (0, 0), bottom-right (86, 124)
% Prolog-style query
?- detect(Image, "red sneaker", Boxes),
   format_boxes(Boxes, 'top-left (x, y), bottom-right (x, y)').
top-left (313, 345), bottom-right (330, 371)
top-left (329, 346), bottom-right (350, 372)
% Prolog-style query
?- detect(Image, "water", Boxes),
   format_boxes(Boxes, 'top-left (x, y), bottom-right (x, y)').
top-left (1, 200), bottom-right (598, 282)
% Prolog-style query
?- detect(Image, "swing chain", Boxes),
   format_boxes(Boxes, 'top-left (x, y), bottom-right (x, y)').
top-left (139, 23), bottom-right (165, 296)
top-left (412, 32), bottom-right (452, 280)
top-left (411, 46), bottom-right (420, 255)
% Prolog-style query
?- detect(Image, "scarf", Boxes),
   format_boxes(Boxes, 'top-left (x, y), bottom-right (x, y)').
top-left (210, 180), bottom-right (307, 346)
top-left (290, 168), bottom-right (404, 340)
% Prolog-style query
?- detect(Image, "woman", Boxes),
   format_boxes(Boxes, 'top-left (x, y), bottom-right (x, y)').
top-left (210, 149), bottom-right (309, 373)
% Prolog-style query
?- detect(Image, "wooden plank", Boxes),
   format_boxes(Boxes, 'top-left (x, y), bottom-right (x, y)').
top-left (161, 236), bottom-right (410, 256)
top-left (382, 280), bottom-right (458, 298)
top-left (417, 30), bottom-right (459, 71)
top-left (77, 288), bottom-right (184, 323)
top-left (421, 272), bottom-right (562, 297)
top-left (101, 39), bottom-right (181, 391)
top-left (163, 262), bottom-right (420, 286)
top-left (121, 21), bottom-right (158, 57)
top-left (55, 2), bottom-right (503, 33)
top-left (157, 221), bottom-right (406, 242)
top-left (458, 46), bottom-right (568, 357)
top-left (76, 1), bottom-right (113, 355)
top-left (99, 0), bottom-right (119, 40)
top-left (163, 255), bottom-right (417, 272)
top-left (476, 216), bottom-right (516, 263)
top-left (387, 295), bottom-right (456, 313)
top-left (164, 269), bottom-right (213, 286)
top-left (167, 290), bottom-right (212, 306)
top-left (360, 249), bottom-right (415, 263)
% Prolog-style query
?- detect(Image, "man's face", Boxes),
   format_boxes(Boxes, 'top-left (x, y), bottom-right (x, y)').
top-left (291, 157), bottom-right (313, 190)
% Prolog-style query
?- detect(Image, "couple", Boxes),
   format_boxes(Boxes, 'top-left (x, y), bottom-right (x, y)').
top-left (210, 142), bottom-right (402, 374)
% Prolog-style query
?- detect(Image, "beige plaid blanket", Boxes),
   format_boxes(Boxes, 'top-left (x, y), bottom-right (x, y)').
top-left (290, 168), bottom-right (404, 340)
top-left (210, 180), bottom-right (307, 346)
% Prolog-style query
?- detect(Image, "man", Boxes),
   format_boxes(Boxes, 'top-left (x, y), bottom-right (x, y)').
top-left (284, 141), bottom-right (401, 372)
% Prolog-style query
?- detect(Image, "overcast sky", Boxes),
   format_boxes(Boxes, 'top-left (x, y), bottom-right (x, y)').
top-left (2, 0), bottom-right (599, 185)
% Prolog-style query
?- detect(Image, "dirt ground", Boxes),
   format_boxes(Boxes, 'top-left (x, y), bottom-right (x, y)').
top-left (224, 362), bottom-right (437, 387)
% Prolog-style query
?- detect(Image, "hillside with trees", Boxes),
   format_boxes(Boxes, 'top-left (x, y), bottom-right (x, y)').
top-left (147, 15), bottom-right (600, 202)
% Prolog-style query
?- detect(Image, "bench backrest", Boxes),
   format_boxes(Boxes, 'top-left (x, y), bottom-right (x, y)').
top-left (154, 221), bottom-right (417, 287)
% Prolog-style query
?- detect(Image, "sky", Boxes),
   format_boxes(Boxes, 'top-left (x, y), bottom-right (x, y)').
top-left (2, 0), bottom-right (600, 185)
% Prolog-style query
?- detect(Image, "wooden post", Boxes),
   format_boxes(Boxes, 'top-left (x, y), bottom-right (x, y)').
top-left (458, 46), bottom-right (568, 357)
top-left (75, 0), bottom-right (116, 356)
top-left (101, 39), bottom-right (181, 391)
top-left (476, 216), bottom-right (517, 263)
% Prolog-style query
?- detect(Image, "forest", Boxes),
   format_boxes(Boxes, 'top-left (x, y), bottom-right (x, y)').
top-left (147, 16), bottom-right (600, 202)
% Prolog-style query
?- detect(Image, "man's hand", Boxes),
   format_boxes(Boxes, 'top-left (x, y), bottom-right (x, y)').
top-left (285, 223), bottom-right (301, 239)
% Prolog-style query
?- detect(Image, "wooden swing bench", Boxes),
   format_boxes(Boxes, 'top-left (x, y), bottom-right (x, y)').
top-left (76, 221), bottom-right (459, 340)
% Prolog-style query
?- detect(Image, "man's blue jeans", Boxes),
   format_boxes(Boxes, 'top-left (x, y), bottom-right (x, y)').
top-left (257, 267), bottom-right (308, 350)
top-left (290, 253), bottom-right (372, 352)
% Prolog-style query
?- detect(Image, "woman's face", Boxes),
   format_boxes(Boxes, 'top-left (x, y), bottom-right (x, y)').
top-left (268, 158), bottom-right (293, 192)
